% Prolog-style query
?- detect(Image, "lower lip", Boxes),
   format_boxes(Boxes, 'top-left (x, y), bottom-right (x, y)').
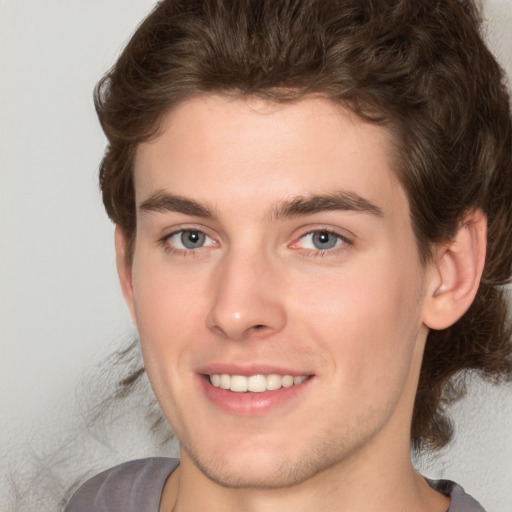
top-left (199, 375), bottom-right (312, 416)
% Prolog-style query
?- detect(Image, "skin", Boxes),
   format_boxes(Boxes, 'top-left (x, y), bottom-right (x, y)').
top-left (116, 95), bottom-right (485, 512)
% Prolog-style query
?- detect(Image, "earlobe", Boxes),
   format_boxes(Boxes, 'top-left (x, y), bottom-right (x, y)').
top-left (422, 209), bottom-right (487, 330)
top-left (114, 225), bottom-right (137, 327)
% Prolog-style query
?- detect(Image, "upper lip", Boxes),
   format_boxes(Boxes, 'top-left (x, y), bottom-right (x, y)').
top-left (196, 363), bottom-right (312, 377)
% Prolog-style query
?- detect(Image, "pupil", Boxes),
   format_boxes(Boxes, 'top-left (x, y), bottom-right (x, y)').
top-left (181, 230), bottom-right (205, 249)
top-left (312, 231), bottom-right (337, 250)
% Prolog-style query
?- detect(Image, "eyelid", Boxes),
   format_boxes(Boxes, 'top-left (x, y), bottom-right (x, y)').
top-left (289, 226), bottom-right (354, 253)
top-left (159, 225), bottom-right (219, 254)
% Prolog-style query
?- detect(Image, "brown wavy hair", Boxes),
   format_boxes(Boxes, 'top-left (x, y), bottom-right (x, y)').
top-left (94, 0), bottom-right (512, 452)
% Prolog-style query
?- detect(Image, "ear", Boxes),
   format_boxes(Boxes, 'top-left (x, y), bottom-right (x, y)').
top-left (114, 224), bottom-right (137, 327)
top-left (422, 209), bottom-right (487, 330)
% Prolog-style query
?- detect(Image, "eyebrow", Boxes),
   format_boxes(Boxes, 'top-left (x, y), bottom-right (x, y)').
top-left (140, 191), bottom-right (217, 218)
top-left (269, 191), bottom-right (383, 220)
top-left (139, 189), bottom-right (383, 221)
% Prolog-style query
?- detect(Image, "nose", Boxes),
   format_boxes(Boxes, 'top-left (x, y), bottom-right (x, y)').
top-left (205, 248), bottom-right (287, 341)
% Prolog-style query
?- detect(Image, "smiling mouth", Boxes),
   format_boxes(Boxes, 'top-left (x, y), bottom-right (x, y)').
top-left (208, 374), bottom-right (309, 393)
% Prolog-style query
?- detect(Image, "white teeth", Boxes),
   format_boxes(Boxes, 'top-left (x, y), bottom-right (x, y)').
top-left (209, 373), bottom-right (309, 393)
top-left (293, 375), bottom-right (307, 385)
top-left (282, 375), bottom-right (294, 388)
top-left (219, 374), bottom-right (230, 390)
top-left (248, 374), bottom-right (267, 392)
top-left (266, 374), bottom-right (282, 391)
top-left (229, 375), bottom-right (248, 392)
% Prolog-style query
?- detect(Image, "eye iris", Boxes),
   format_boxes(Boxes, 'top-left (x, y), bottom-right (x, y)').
top-left (312, 231), bottom-right (338, 250)
top-left (181, 230), bottom-right (205, 249)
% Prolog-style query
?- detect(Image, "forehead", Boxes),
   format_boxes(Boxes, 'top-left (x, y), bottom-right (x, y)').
top-left (133, 94), bottom-right (406, 219)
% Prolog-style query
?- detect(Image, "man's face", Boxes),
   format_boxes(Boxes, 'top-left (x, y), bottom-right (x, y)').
top-left (122, 95), bottom-right (433, 488)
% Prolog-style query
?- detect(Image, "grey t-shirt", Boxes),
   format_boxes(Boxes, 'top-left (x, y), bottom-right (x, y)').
top-left (64, 457), bottom-right (486, 512)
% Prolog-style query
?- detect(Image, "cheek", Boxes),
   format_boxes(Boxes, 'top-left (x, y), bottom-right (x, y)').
top-left (130, 262), bottom-right (211, 418)
top-left (130, 258), bottom-right (208, 363)
top-left (290, 253), bottom-right (424, 389)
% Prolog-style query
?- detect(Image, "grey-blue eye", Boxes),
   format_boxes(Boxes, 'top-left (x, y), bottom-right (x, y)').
top-left (311, 231), bottom-right (339, 250)
top-left (165, 229), bottom-right (214, 252)
top-left (299, 230), bottom-right (345, 251)
top-left (180, 230), bottom-right (206, 249)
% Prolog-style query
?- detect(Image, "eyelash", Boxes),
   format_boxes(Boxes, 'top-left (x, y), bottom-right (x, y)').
top-left (293, 229), bottom-right (352, 257)
top-left (158, 228), bottom-right (217, 256)
top-left (158, 227), bottom-right (353, 257)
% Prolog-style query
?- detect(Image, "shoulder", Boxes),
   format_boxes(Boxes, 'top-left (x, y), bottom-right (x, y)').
top-left (429, 479), bottom-right (487, 512)
top-left (64, 457), bottom-right (180, 512)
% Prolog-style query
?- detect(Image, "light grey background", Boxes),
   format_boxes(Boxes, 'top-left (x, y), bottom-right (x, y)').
top-left (0, 0), bottom-right (155, 432)
top-left (1, 1), bottom-right (511, 511)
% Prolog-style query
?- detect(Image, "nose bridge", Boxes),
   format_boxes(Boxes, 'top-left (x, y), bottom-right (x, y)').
top-left (206, 243), bottom-right (286, 341)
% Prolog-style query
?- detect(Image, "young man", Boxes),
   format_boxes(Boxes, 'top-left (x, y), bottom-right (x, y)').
top-left (66, 0), bottom-right (512, 510)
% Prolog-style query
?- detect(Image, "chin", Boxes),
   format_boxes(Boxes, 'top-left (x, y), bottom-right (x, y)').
top-left (182, 435), bottom-right (351, 490)
top-left (195, 455), bottom-right (322, 489)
